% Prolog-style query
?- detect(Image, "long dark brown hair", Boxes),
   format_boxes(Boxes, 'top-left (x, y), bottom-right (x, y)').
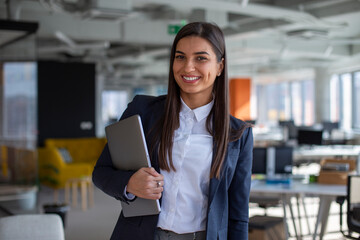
top-left (153, 22), bottom-right (249, 179)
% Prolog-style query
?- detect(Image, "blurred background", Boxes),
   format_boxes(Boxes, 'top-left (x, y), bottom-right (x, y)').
top-left (1, 1), bottom-right (360, 239)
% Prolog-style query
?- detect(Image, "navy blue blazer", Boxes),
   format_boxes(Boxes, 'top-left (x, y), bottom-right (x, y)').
top-left (92, 95), bottom-right (253, 240)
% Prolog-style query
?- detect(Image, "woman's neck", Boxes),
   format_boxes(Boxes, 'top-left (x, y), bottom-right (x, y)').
top-left (180, 93), bottom-right (213, 110)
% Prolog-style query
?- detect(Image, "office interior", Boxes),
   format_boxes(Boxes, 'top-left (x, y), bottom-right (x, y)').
top-left (1, 0), bottom-right (360, 239)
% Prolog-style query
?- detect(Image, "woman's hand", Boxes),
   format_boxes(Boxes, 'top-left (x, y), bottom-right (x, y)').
top-left (127, 167), bottom-right (164, 200)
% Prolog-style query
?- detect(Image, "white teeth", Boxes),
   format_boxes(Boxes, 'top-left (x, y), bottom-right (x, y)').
top-left (183, 76), bottom-right (200, 81)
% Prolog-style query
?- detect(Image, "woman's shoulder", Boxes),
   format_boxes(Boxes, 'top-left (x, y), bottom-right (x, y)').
top-left (129, 94), bottom-right (167, 110)
top-left (229, 115), bottom-right (253, 143)
top-left (132, 94), bottom-right (166, 105)
top-left (229, 115), bottom-right (247, 130)
top-left (121, 95), bottom-right (166, 120)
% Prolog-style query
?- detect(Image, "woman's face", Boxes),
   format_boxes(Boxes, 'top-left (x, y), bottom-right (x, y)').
top-left (173, 36), bottom-right (223, 107)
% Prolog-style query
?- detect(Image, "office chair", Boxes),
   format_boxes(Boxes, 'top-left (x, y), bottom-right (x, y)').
top-left (339, 175), bottom-right (360, 239)
top-left (0, 214), bottom-right (65, 240)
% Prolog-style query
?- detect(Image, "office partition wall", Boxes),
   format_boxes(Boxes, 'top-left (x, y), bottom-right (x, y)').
top-left (37, 61), bottom-right (95, 146)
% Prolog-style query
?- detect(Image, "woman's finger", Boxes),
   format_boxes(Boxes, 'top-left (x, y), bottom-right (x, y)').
top-left (144, 167), bottom-right (161, 177)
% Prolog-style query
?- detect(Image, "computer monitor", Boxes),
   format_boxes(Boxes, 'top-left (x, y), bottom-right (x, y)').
top-left (297, 129), bottom-right (323, 145)
top-left (279, 120), bottom-right (298, 139)
top-left (322, 121), bottom-right (339, 133)
top-left (252, 147), bottom-right (267, 174)
top-left (279, 120), bottom-right (294, 126)
top-left (274, 146), bottom-right (293, 174)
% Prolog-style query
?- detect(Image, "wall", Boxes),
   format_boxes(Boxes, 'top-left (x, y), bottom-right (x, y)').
top-left (229, 78), bottom-right (251, 121)
top-left (37, 61), bottom-right (96, 146)
top-left (0, 63), bottom-right (3, 139)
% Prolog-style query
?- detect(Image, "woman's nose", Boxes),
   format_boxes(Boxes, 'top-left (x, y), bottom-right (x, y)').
top-left (184, 60), bottom-right (195, 73)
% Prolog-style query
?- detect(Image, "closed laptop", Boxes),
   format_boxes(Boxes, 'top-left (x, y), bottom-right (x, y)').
top-left (105, 114), bottom-right (161, 217)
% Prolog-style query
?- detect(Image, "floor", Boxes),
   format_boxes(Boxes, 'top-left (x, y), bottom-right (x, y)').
top-left (37, 186), bottom-right (120, 240)
top-left (0, 185), bottom-right (119, 240)
top-left (1, 184), bottom-right (359, 240)
top-left (249, 196), bottom-right (351, 240)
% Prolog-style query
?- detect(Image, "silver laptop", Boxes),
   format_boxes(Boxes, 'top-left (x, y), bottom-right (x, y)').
top-left (105, 114), bottom-right (161, 217)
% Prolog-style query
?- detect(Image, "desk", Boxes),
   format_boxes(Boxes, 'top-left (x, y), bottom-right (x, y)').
top-left (294, 145), bottom-right (360, 163)
top-left (250, 180), bottom-right (346, 240)
top-left (0, 185), bottom-right (38, 215)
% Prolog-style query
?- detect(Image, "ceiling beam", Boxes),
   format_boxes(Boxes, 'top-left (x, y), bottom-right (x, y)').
top-left (306, 1), bottom-right (360, 19)
top-left (134, 0), bottom-right (346, 28)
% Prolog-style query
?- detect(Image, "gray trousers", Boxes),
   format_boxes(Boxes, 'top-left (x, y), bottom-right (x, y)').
top-left (154, 228), bottom-right (206, 240)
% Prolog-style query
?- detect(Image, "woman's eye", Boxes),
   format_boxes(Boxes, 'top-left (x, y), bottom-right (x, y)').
top-left (175, 55), bottom-right (184, 60)
top-left (197, 56), bottom-right (207, 61)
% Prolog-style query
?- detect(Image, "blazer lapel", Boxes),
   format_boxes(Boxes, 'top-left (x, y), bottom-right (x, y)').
top-left (208, 141), bottom-right (238, 208)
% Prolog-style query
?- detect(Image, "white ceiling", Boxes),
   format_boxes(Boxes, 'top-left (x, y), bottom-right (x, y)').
top-left (1, 0), bottom-right (360, 86)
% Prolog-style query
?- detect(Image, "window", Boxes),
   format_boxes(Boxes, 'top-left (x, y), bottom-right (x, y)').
top-left (303, 80), bottom-right (315, 125)
top-left (256, 80), bottom-right (314, 126)
top-left (330, 71), bottom-right (360, 130)
top-left (291, 81), bottom-right (302, 126)
top-left (340, 73), bottom-right (352, 130)
top-left (265, 84), bottom-right (280, 123)
top-left (102, 90), bottom-right (128, 127)
top-left (264, 83), bottom-right (290, 122)
top-left (354, 72), bottom-right (360, 129)
top-left (2, 62), bottom-right (37, 141)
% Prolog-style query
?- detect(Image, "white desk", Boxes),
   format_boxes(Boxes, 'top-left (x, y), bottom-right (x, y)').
top-left (0, 185), bottom-right (38, 213)
top-left (294, 145), bottom-right (360, 162)
top-left (250, 180), bottom-right (346, 240)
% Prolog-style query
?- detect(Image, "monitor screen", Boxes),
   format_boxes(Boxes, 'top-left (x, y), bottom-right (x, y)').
top-left (297, 129), bottom-right (323, 145)
top-left (252, 147), bottom-right (267, 174)
top-left (279, 120), bottom-right (298, 139)
top-left (322, 121), bottom-right (339, 132)
top-left (275, 147), bottom-right (293, 174)
top-left (279, 120), bottom-right (294, 126)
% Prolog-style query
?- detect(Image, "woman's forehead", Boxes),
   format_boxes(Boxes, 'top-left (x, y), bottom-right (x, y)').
top-left (175, 36), bottom-right (214, 54)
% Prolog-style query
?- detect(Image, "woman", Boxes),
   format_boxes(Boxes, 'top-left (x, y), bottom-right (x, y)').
top-left (93, 22), bottom-right (253, 240)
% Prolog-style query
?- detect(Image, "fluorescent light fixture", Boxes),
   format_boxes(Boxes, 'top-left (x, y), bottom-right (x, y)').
top-left (241, 0), bottom-right (249, 7)
top-left (324, 45), bottom-right (333, 57)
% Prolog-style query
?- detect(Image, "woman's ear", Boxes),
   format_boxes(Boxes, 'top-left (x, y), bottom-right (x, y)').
top-left (218, 58), bottom-right (224, 76)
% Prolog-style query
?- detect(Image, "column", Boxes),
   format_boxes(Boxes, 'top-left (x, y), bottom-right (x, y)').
top-left (314, 67), bottom-right (331, 123)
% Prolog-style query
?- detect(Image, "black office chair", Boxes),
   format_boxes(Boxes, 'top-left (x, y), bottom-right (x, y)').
top-left (339, 175), bottom-right (360, 239)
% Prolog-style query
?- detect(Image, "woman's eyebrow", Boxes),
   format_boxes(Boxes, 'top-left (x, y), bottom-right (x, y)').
top-left (194, 51), bottom-right (210, 55)
top-left (175, 50), bottom-right (210, 56)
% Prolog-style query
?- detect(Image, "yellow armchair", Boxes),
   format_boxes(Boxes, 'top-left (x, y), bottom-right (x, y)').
top-left (44, 138), bottom-right (107, 166)
top-left (38, 148), bottom-right (91, 189)
top-left (38, 137), bottom-right (106, 189)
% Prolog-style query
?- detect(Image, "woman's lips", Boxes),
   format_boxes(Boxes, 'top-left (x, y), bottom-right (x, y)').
top-left (182, 75), bottom-right (201, 83)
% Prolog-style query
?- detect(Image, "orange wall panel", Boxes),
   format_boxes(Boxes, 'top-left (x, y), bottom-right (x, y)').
top-left (229, 78), bottom-right (251, 120)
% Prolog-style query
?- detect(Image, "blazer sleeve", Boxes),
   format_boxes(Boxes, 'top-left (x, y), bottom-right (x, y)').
top-left (227, 127), bottom-right (253, 240)
top-left (92, 95), bottom-right (145, 202)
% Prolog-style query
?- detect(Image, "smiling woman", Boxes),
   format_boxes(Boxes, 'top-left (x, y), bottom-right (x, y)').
top-left (173, 36), bottom-right (224, 109)
top-left (92, 22), bottom-right (253, 240)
